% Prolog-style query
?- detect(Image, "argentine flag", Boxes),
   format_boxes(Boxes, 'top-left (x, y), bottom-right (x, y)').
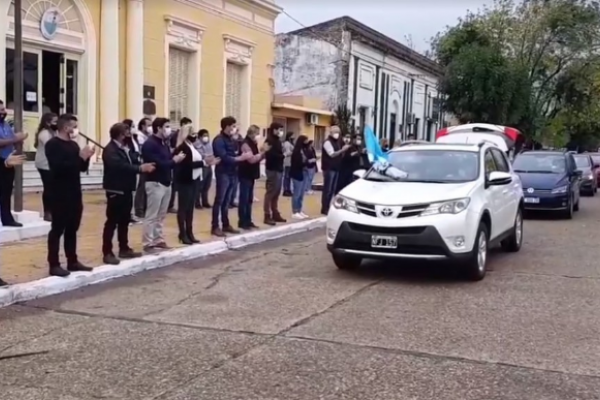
top-left (363, 126), bottom-right (389, 166)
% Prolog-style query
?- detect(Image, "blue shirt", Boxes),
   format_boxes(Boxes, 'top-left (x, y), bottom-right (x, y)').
top-left (0, 122), bottom-right (15, 159)
top-left (212, 132), bottom-right (238, 175)
top-left (141, 135), bottom-right (175, 186)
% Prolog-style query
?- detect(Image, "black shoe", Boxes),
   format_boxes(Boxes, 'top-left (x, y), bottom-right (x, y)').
top-left (195, 204), bottom-right (203, 209)
top-left (67, 262), bottom-right (93, 272)
top-left (248, 222), bottom-right (259, 229)
top-left (222, 225), bottom-right (240, 234)
top-left (168, 208), bottom-right (177, 214)
top-left (203, 203), bottom-right (212, 208)
top-left (103, 254), bottom-right (120, 265)
top-left (264, 216), bottom-right (276, 226)
top-left (273, 214), bottom-right (287, 223)
top-left (0, 278), bottom-right (9, 287)
top-left (211, 228), bottom-right (226, 237)
top-left (3, 221), bottom-right (22, 227)
top-left (283, 191), bottom-right (292, 197)
top-left (187, 232), bottom-right (200, 243)
top-left (119, 248), bottom-right (142, 259)
top-left (178, 234), bottom-right (193, 245)
top-left (229, 203), bottom-right (238, 209)
top-left (43, 212), bottom-right (52, 222)
top-left (49, 265), bottom-right (70, 277)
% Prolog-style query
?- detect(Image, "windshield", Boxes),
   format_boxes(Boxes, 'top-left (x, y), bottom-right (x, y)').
top-left (364, 150), bottom-right (479, 183)
top-left (574, 155), bottom-right (591, 168)
top-left (591, 155), bottom-right (600, 165)
top-left (513, 154), bottom-right (565, 173)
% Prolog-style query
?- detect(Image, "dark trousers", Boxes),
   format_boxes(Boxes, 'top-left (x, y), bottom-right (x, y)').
top-left (321, 170), bottom-right (339, 214)
top-left (212, 173), bottom-right (236, 229)
top-left (196, 166), bottom-right (212, 207)
top-left (238, 178), bottom-right (255, 227)
top-left (38, 168), bottom-right (52, 215)
top-left (229, 174), bottom-right (239, 206)
top-left (102, 192), bottom-right (133, 256)
top-left (134, 174), bottom-right (146, 218)
top-left (0, 161), bottom-right (15, 224)
top-left (263, 170), bottom-right (282, 216)
top-left (168, 180), bottom-right (178, 209)
top-left (283, 166), bottom-right (292, 193)
top-left (48, 197), bottom-right (83, 266)
top-left (177, 181), bottom-right (197, 236)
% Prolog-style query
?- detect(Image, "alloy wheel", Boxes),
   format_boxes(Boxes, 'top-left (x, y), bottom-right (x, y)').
top-left (477, 233), bottom-right (487, 273)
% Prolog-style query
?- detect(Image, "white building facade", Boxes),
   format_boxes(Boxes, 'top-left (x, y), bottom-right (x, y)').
top-left (274, 16), bottom-right (444, 143)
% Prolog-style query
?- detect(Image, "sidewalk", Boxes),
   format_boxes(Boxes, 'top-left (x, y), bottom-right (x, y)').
top-left (2, 179), bottom-right (324, 285)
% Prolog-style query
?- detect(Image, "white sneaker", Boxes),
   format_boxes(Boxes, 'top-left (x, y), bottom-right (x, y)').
top-left (300, 212), bottom-right (309, 218)
top-left (292, 213), bottom-right (304, 220)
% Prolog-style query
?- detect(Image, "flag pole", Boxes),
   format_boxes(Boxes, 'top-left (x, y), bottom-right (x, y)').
top-left (13, 0), bottom-right (24, 212)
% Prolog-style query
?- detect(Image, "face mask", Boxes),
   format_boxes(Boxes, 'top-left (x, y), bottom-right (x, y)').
top-left (50, 123), bottom-right (58, 131)
top-left (332, 133), bottom-right (340, 140)
top-left (163, 127), bottom-right (172, 137)
top-left (201, 136), bottom-right (209, 143)
top-left (146, 126), bottom-right (153, 135)
top-left (232, 134), bottom-right (239, 140)
top-left (0, 113), bottom-right (6, 122)
top-left (188, 135), bottom-right (197, 143)
top-left (230, 127), bottom-right (237, 135)
top-left (344, 138), bottom-right (351, 143)
top-left (356, 140), bottom-right (362, 145)
top-left (70, 128), bottom-right (79, 139)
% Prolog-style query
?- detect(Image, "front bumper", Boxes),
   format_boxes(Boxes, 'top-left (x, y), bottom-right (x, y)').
top-left (581, 179), bottom-right (594, 191)
top-left (523, 191), bottom-right (569, 211)
top-left (327, 221), bottom-right (472, 261)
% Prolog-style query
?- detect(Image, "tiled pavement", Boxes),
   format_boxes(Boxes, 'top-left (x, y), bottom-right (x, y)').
top-left (1, 179), bottom-right (323, 285)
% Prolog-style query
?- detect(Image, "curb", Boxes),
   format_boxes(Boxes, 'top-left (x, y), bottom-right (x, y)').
top-left (0, 217), bottom-right (326, 308)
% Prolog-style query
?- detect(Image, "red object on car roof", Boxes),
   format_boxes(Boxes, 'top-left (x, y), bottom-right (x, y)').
top-left (436, 123), bottom-right (522, 147)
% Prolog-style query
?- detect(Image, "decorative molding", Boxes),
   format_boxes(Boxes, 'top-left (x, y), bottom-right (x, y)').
top-left (165, 15), bottom-right (205, 49)
top-left (223, 34), bottom-right (254, 64)
top-left (359, 65), bottom-right (374, 90)
top-left (175, 0), bottom-right (277, 34)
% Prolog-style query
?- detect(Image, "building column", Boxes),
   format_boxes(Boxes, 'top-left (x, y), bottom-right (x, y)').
top-left (99, 0), bottom-right (120, 146)
top-left (126, 0), bottom-right (144, 122)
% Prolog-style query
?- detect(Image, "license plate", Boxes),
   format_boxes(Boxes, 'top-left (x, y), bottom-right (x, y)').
top-left (524, 197), bottom-right (540, 204)
top-left (371, 235), bottom-right (398, 249)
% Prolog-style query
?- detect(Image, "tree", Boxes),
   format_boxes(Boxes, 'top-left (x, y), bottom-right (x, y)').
top-left (432, 0), bottom-right (600, 140)
top-left (333, 103), bottom-right (353, 136)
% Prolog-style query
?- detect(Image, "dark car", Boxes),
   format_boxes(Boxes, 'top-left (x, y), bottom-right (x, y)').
top-left (586, 153), bottom-right (600, 186)
top-left (573, 154), bottom-right (598, 196)
top-left (513, 150), bottom-right (581, 219)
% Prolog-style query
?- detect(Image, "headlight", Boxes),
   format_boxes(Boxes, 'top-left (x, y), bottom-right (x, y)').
top-left (332, 195), bottom-right (358, 213)
top-left (420, 198), bottom-right (470, 216)
top-left (552, 185), bottom-right (568, 194)
top-left (586, 172), bottom-right (594, 180)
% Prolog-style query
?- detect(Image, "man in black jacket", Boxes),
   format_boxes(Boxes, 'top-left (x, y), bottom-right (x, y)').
top-left (263, 122), bottom-right (286, 225)
top-left (102, 123), bottom-right (155, 265)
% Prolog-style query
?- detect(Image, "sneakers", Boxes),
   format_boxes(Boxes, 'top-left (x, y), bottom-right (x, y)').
top-left (292, 213), bottom-right (304, 220)
top-left (300, 212), bottom-right (309, 218)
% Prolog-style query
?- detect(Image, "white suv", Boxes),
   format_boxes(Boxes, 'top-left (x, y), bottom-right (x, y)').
top-left (326, 141), bottom-right (524, 280)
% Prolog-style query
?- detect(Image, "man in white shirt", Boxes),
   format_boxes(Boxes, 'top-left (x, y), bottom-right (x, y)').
top-left (320, 126), bottom-right (351, 215)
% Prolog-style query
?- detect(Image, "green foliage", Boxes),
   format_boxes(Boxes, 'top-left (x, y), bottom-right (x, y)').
top-left (432, 0), bottom-right (600, 142)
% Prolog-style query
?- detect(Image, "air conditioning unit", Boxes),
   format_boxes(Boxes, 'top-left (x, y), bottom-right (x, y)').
top-left (306, 113), bottom-right (319, 125)
top-left (406, 113), bottom-right (416, 125)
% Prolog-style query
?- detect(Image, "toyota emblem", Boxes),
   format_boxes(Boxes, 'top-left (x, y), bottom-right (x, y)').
top-left (381, 207), bottom-right (394, 217)
top-left (527, 188), bottom-right (534, 193)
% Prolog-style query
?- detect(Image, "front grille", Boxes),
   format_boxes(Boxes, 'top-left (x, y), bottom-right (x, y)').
top-left (523, 189), bottom-right (552, 194)
top-left (347, 223), bottom-right (426, 235)
top-left (355, 202), bottom-right (430, 218)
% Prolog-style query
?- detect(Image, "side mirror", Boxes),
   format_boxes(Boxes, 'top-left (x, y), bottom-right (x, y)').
top-left (594, 163), bottom-right (599, 169)
top-left (575, 169), bottom-right (583, 177)
top-left (488, 171), bottom-right (512, 186)
top-left (353, 169), bottom-right (367, 179)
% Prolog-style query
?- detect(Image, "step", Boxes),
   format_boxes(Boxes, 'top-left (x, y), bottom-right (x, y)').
top-left (21, 161), bottom-right (103, 191)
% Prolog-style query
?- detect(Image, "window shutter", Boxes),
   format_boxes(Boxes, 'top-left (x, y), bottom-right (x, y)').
top-left (169, 48), bottom-right (190, 128)
top-left (225, 62), bottom-right (243, 122)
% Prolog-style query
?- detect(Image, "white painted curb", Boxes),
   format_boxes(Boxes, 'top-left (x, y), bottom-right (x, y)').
top-left (0, 217), bottom-right (326, 308)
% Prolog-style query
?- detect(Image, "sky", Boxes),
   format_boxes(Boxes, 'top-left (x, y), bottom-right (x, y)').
top-left (274, 0), bottom-right (491, 54)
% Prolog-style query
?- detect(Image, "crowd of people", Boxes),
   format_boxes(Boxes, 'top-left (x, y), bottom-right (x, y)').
top-left (0, 105), bottom-right (373, 286)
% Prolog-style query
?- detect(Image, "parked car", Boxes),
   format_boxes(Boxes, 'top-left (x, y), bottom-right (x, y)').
top-left (326, 140), bottom-right (524, 281)
top-left (513, 150), bottom-right (581, 218)
top-left (573, 154), bottom-right (598, 195)
top-left (586, 153), bottom-right (600, 186)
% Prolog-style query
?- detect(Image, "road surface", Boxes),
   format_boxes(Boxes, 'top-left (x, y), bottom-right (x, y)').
top-left (2, 199), bottom-right (600, 399)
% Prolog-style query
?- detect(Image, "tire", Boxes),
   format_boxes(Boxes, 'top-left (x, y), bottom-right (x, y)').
top-left (463, 223), bottom-right (489, 281)
top-left (501, 208), bottom-right (523, 252)
top-left (332, 254), bottom-right (362, 270)
top-left (564, 196), bottom-right (574, 219)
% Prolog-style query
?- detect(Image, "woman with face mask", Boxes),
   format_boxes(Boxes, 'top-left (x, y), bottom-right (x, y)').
top-left (193, 129), bottom-right (213, 209)
top-left (133, 117), bottom-right (152, 219)
top-left (174, 130), bottom-right (219, 244)
top-left (290, 135), bottom-right (312, 219)
top-left (34, 112), bottom-right (58, 221)
top-left (282, 132), bottom-right (295, 197)
top-left (263, 122), bottom-right (287, 225)
top-left (304, 140), bottom-right (318, 195)
top-left (228, 130), bottom-right (243, 208)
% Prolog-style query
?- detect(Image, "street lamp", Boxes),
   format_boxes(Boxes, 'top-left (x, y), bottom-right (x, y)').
top-left (12, 0), bottom-right (23, 212)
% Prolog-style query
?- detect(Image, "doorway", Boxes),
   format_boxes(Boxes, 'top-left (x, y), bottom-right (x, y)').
top-left (389, 113), bottom-right (397, 145)
top-left (41, 50), bottom-right (79, 116)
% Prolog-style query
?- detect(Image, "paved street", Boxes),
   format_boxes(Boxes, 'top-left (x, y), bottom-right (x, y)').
top-left (1, 197), bottom-right (600, 399)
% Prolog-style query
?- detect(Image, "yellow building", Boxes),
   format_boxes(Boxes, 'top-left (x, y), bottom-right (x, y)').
top-left (0, 0), bottom-right (281, 153)
top-left (271, 95), bottom-right (333, 150)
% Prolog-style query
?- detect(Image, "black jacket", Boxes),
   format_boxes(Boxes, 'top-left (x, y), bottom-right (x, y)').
top-left (265, 135), bottom-right (284, 172)
top-left (290, 146), bottom-right (308, 181)
top-left (102, 140), bottom-right (141, 193)
top-left (173, 141), bottom-right (206, 184)
top-left (304, 147), bottom-right (318, 171)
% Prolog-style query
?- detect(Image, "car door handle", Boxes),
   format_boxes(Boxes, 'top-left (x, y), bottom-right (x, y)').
top-left (502, 189), bottom-right (509, 194)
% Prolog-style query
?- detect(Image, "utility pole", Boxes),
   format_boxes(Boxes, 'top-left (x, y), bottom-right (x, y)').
top-left (13, 0), bottom-right (23, 212)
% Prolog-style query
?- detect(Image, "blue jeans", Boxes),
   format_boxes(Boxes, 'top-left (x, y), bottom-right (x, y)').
top-left (304, 167), bottom-right (316, 193)
top-left (229, 175), bottom-right (239, 206)
top-left (237, 178), bottom-right (255, 227)
top-left (212, 173), bottom-right (236, 229)
top-left (283, 166), bottom-right (292, 193)
top-left (291, 178), bottom-right (305, 213)
top-left (321, 170), bottom-right (339, 214)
